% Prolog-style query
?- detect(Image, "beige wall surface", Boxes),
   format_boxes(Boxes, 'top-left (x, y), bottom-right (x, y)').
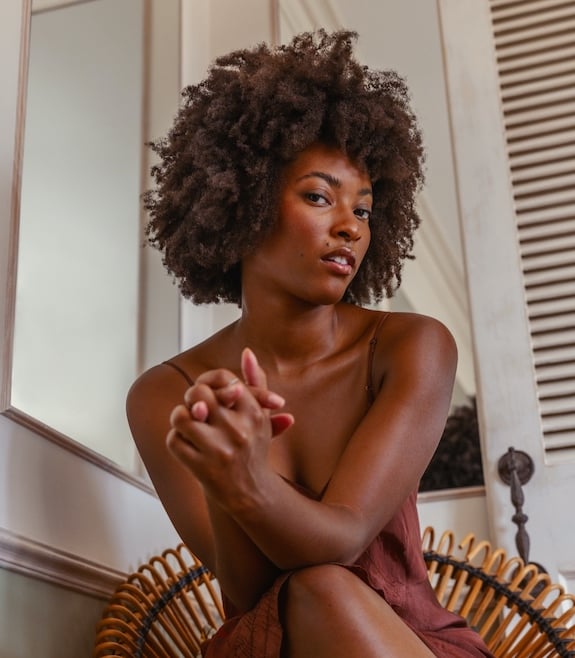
top-left (0, 1), bottom-right (275, 654)
top-left (0, 1), bottom-right (496, 654)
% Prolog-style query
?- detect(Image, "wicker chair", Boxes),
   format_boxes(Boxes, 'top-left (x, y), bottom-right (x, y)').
top-left (94, 528), bottom-right (575, 657)
top-left (422, 527), bottom-right (575, 657)
top-left (93, 544), bottom-right (224, 658)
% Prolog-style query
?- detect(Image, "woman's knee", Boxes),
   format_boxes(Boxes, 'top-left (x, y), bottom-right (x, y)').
top-left (282, 564), bottom-right (362, 612)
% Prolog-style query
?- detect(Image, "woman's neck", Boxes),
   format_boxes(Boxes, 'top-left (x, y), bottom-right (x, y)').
top-left (234, 297), bottom-right (345, 374)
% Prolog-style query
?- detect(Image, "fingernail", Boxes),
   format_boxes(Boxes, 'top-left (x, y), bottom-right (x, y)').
top-left (191, 401), bottom-right (207, 420)
top-left (244, 347), bottom-right (257, 362)
top-left (267, 392), bottom-right (285, 407)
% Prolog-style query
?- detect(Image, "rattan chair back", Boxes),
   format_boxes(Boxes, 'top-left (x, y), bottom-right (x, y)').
top-left (94, 529), bottom-right (575, 657)
top-left (93, 544), bottom-right (224, 657)
top-left (422, 527), bottom-right (575, 657)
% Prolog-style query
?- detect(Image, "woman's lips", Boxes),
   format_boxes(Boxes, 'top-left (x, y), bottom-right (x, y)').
top-left (321, 248), bottom-right (356, 275)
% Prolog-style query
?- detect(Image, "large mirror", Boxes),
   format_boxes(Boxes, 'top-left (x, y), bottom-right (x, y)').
top-left (2, 0), bottom-right (481, 491)
top-left (2, 0), bottom-right (180, 481)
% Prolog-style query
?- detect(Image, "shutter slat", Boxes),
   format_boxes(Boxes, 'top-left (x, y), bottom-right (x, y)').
top-left (507, 115), bottom-right (575, 141)
top-left (516, 204), bottom-right (575, 226)
top-left (520, 233), bottom-right (575, 256)
top-left (504, 86), bottom-right (575, 113)
top-left (501, 71), bottom-right (575, 103)
top-left (541, 413), bottom-right (575, 433)
top-left (499, 44), bottom-right (575, 75)
top-left (505, 100), bottom-right (575, 128)
top-left (515, 188), bottom-right (575, 211)
top-left (539, 381), bottom-right (575, 399)
top-left (522, 251), bottom-right (575, 271)
top-left (532, 329), bottom-right (574, 350)
top-left (533, 344), bottom-right (575, 365)
top-left (509, 143), bottom-right (575, 169)
top-left (495, 30), bottom-right (575, 58)
top-left (524, 263), bottom-right (575, 286)
top-left (528, 299), bottom-right (575, 320)
top-left (501, 60), bottom-right (575, 86)
top-left (508, 131), bottom-right (575, 157)
top-left (519, 218), bottom-right (575, 241)
top-left (531, 304), bottom-right (575, 328)
top-left (494, 7), bottom-right (575, 37)
top-left (513, 172), bottom-right (575, 196)
top-left (512, 160), bottom-right (575, 184)
top-left (526, 280), bottom-right (575, 302)
top-left (537, 361), bottom-right (575, 381)
top-left (543, 431), bottom-right (575, 450)
top-left (530, 312), bottom-right (575, 334)
top-left (495, 18), bottom-right (575, 49)
top-left (491, 0), bottom-right (575, 19)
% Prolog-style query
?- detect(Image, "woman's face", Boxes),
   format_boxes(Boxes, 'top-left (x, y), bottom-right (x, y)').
top-left (242, 143), bottom-right (372, 307)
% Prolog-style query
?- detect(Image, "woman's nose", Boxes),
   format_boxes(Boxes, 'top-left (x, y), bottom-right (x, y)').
top-left (332, 210), bottom-right (361, 241)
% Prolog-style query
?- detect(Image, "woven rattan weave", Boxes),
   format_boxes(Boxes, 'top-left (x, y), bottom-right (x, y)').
top-left (94, 528), bottom-right (575, 657)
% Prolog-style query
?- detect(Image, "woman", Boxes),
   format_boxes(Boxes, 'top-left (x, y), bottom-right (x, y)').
top-left (127, 30), bottom-right (493, 657)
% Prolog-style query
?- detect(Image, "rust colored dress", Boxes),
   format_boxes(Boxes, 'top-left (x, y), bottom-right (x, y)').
top-left (164, 313), bottom-right (494, 658)
top-left (202, 487), bottom-right (494, 658)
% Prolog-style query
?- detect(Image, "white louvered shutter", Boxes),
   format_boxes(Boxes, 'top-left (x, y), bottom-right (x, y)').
top-left (489, 0), bottom-right (575, 456)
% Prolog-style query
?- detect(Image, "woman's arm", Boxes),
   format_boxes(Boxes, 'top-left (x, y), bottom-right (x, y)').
top-left (126, 364), bottom-right (281, 609)
top-left (205, 496), bottom-right (281, 611)
top-left (169, 315), bottom-right (457, 571)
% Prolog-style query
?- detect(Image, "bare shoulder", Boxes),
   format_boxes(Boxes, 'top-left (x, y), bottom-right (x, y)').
top-left (127, 323), bottom-right (237, 432)
top-left (375, 311), bottom-right (458, 386)
top-left (127, 362), bottom-right (186, 433)
top-left (384, 311), bottom-right (456, 350)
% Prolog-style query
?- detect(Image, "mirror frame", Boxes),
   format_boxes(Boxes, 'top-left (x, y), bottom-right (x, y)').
top-left (0, 0), bottom-right (153, 493)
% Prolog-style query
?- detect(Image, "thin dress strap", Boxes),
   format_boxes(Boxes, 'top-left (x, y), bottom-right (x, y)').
top-left (366, 312), bottom-right (390, 406)
top-left (163, 360), bottom-right (194, 386)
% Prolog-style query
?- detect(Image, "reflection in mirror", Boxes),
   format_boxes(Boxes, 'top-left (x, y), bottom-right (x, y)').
top-left (11, 0), bottom-right (144, 471)
top-left (278, 0), bottom-right (481, 490)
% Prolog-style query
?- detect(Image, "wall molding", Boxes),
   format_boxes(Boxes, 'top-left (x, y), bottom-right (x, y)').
top-left (559, 566), bottom-right (575, 595)
top-left (2, 406), bottom-right (154, 494)
top-left (418, 485), bottom-right (485, 504)
top-left (0, 527), bottom-right (125, 600)
top-left (31, 0), bottom-right (100, 14)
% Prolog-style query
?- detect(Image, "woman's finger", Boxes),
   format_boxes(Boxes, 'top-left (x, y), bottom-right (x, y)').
top-left (270, 412), bottom-right (295, 436)
top-left (241, 347), bottom-right (267, 389)
top-left (190, 400), bottom-right (209, 421)
top-left (251, 387), bottom-right (285, 410)
top-left (183, 381), bottom-right (222, 411)
top-left (195, 368), bottom-right (240, 389)
top-left (214, 380), bottom-right (243, 408)
top-left (166, 427), bottom-right (215, 474)
top-left (170, 403), bottom-right (192, 428)
top-left (191, 370), bottom-right (243, 410)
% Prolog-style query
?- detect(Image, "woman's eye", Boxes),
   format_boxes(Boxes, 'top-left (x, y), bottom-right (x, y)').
top-left (305, 192), bottom-right (328, 205)
top-left (355, 208), bottom-right (371, 221)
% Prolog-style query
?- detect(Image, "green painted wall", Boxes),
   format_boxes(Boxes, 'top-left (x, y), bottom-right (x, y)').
top-left (0, 568), bottom-right (106, 658)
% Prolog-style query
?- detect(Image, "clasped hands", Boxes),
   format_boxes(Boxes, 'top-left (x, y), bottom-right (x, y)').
top-left (167, 348), bottom-right (294, 501)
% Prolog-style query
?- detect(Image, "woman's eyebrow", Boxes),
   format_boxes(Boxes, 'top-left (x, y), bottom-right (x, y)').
top-left (296, 171), bottom-right (372, 196)
top-left (297, 171), bottom-right (341, 187)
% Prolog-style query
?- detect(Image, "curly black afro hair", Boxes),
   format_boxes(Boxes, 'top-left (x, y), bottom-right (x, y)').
top-left (144, 30), bottom-right (425, 305)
